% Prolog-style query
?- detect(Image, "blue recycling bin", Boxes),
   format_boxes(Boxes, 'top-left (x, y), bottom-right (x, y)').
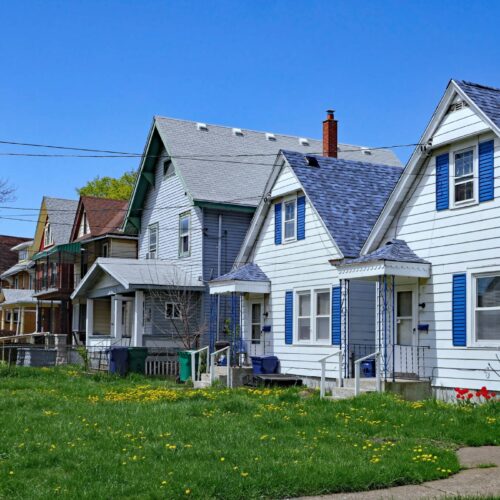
top-left (108, 347), bottom-right (129, 376)
top-left (251, 355), bottom-right (279, 375)
top-left (361, 359), bottom-right (375, 378)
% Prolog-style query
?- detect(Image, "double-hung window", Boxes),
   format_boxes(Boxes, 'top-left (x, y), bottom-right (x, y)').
top-left (43, 221), bottom-right (53, 248)
top-left (179, 212), bottom-right (190, 257)
top-left (474, 273), bottom-right (500, 344)
top-left (453, 148), bottom-right (474, 204)
top-left (165, 302), bottom-right (181, 319)
top-left (296, 289), bottom-right (331, 343)
top-left (283, 199), bottom-right (296, 241)
top-left (148, 223), bottom-right (158, 259)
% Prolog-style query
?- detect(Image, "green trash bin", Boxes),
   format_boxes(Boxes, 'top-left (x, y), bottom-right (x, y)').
top-left (128, 347), bottom-right (149, 374)
top-left (178, 351), bottom-right (198, 382)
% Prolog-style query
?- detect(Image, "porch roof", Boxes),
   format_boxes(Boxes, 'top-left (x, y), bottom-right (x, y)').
top-left (0, 260), bottom-right (34, 280)
top-left (71, 258), bottom-right (205, 299)
top-left (336, 239), bottom-right (431, 279)
top-left (209, 263), bottom-right (270, 294)
top-left (0, 289), bottom-right (36, 306)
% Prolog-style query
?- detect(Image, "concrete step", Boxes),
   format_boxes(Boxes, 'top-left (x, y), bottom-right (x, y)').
top-left (343, 378), bottom-right (378, 390)
top-left (325, 386), bottom-right (375, 400)
top-left (193, 380), bottom-right (211, 389)
top-left (200, 372), bottom-right (211, 383)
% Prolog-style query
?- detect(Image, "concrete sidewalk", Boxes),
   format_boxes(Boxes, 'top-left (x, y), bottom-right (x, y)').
top-left (297, 446), bottom-right (500, 499)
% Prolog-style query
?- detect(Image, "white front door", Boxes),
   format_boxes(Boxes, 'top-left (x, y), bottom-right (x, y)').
top-left (248, 301), bottom-right (265, 357)
top-left (394, 286), bottom-right (418, 377)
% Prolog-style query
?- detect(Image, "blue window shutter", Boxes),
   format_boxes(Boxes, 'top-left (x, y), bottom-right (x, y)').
top-left (479, 140), bottom-right (494, 202)
top-left (332, 286), bottom-right (341, 345)
top-left (297, 196), bottom-right (306, 240)
top-left (436, 153), bottom-right (449, 211)
top-left (452, 274), bottom-right (467, 347)
top-left (285, 291), bottom-right (293, 344)
top-left (274, 203), bottom-right (282, 245)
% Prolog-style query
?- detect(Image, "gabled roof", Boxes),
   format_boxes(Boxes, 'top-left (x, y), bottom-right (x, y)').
top-left (0, 260), bottom-right (34, 280)
top-left (71, 196), bottom-right (128, 242)
top-left (44, 197), bottom-right (79, 246)
top-left (456, 80), bottom-right (500, 130)
top-left (363, 79), bottom-right (500, 254)
top-left (342, 239), bottom-right (429, 266)
top-left (124, 117), bottom-right (402, 232)
top-left (71, 258), bottom-right (204, 298)
top-left (0, 235), bottom-right (31, 276)
top-left (211, 263), bottom-right (269, 283)
top-left (283, 151), bottom-right (402, 258)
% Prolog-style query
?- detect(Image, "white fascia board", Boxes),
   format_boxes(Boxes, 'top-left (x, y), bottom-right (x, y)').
top-left (337, 261), bottom-right (431, 279)
top-left (362, 83), bottom-right (458, 254)
top-left (209, 280), bottom-right (270, 295)
top-left (71, 260), bottom-right (128, 299)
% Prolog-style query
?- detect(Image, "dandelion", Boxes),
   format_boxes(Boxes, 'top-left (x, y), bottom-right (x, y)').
top-left (185, 488), bottom-right (191, 495)
top-left (220, 457), bottom-right (225, 462)
top-left (241, 472), bottom-right (249, 477)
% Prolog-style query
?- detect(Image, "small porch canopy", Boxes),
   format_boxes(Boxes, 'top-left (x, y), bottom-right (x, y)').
top-left (209, 263), bottom-right (270, 295)
top-left (0, 261), bottom-right (34, 282)
top-left (336, 239), bottom-right (431, 280)
top-left (0, 289), bottom-right (37, 307)
top-left (71, 257), bottom-right (205, 300)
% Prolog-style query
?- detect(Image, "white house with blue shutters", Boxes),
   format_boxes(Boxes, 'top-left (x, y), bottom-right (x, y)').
top-left (210, 79), bottom-right (500, 397)
top-left (209, 150), bottom-right (402, 383)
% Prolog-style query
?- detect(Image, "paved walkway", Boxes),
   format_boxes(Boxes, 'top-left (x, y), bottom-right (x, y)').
top-left (297, 446), bottom-right (500, 499)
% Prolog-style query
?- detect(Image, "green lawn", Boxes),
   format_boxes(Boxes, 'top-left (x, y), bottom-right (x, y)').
top-left (0, 366), bottom-right (498, 499)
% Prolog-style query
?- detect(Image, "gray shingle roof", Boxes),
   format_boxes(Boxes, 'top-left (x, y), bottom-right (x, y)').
top-left (0, 288), bottom-right (36, 306)
top-left (283, 151), bottom-right (402, 258)
top-left (154, 117), bottom-right (402, 207)
top-left (45, 197), bottom-right (79, 245)
top-left (456, 80), bottom-right (500, 130)
top-left (211, 263), bottom-right (269, 283)
top-left (343, 239), bottom-right (429, 265)
top-left (0, 260), bottom-right (34, 280)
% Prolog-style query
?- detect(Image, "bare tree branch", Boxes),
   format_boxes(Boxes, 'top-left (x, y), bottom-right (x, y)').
top-left (0, 179), bottom-right (15, 203)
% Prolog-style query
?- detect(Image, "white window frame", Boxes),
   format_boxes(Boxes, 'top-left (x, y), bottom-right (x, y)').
top-left (179, 212), bottom-right (191, 258)
top-left (148, 223), bottom-right (158, 259)
top-left (469, 267), bottom-right (500, 347)
top-left (294, 288), bottom-right (331, 345)
top-left (43, 221), bottom-right (53, 248)
top-left (450, 139), bottom-right (478, 209)
top-left (282, 196), bottom-right (297, 242)
top-left (165, 302), bottom-right (181, 320)
top-left (18, 249), bottom-right (28, 261)
top-left (101, 242), bottom-right (109, 258)
top-left (78, 212), bottom-right (90, 237)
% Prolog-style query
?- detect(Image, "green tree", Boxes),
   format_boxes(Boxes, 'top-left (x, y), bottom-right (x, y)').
top-left (76, 170), bottom-right (137, 200)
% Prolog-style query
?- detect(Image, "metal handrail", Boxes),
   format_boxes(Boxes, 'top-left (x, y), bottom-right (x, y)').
top-left (189, 346), bottom-right (209, 382)
top-left (319, 349), bottom-right (342, 399)
top-left (210, 346), bottom-right (231, 388)
top-left (354, 351), bottom-right (381, 396)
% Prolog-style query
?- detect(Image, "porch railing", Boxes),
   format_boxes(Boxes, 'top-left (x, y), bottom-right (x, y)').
top-left (190, 346), bottom-right (209, 383)
top-left (354, 351), bottom-right (381, 396)
top-left (319, 349), bottom-right (342, 399)
top-left (210, 346), bottom-right (231, 388)
top-left (392, 344), bottom-right (430, 380)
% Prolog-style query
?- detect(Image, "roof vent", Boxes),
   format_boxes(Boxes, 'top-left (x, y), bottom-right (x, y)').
top-left (448, 101), bottom-right (469, 113)
top-left (196, 122), bottom-right (208, 131)
top-left (299, 137), bottom-right (310, 146)
top-left (362, 148), bottom-right (372, 156)
top-left (232, 128), bottom-right (243, 137)
top-left (265, 133), bottom-right (276, 141)
top-left (305, 155), bottom-right (319, 167)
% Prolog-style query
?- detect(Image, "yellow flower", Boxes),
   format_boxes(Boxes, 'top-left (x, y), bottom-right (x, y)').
top-left (241, 472), bottom-right (249, 477)
top-left (220, 457), bottom-right (225, 462)
top-left (185, 488), bottom-right (191, 495)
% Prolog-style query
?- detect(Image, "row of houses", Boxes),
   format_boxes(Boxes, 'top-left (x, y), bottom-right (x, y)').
top-left (1, 79), bottom-right (499, 395)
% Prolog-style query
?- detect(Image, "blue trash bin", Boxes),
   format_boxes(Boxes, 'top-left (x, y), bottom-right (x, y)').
top-left (251, 355), bottom-right (279, 375)
top-left (361, 359), bottom-right (375, 378)
top-left (108, 347), bottom-right (129, 376)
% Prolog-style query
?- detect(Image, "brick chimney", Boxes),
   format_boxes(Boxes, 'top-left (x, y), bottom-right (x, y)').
top-left (322, 109), bottom-right (338, 158)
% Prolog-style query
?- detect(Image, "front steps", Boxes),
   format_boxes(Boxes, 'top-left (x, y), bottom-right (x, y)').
top-left (325, 378), bottom-right (377, 400)
top-left (193, 372), bottom-right (211, 389)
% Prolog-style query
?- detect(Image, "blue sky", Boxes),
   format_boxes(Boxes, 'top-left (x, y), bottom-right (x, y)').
top-left (1, 0), bottom-right (499, 237)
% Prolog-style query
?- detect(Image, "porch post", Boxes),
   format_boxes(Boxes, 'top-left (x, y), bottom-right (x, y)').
top-left (133, 291), bottom-right (144, 347)
top-left (19, 307), bottom-right (25, 334)
top-left (1, 307), bottom-right (5, 330)
top-left (113, 296), bottom-right (122, 340)
top-left (10, 307), bottom-right (14, 331)
top-left (340, 279), bottom-right (350, 378)
top-left (86, 299), bottom-right (94, 338)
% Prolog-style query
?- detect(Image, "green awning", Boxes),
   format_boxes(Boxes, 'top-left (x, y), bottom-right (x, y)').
top-left (32, 242), bottom-right (81, 261)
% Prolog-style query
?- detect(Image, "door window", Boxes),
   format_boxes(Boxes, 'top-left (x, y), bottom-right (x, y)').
top-left (397, 291), bottom-right (413, 345)
top-left (251, 303), bottom-right (262, 345)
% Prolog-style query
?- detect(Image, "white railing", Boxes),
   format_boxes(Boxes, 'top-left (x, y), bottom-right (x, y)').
top-left (354, 351), bottom-right (381, 396)
top-left (190, 346), bottom-right (209, 382)
top-left (210, 346), bottom-right (231, 388)
top-left (319, 349), bottom-right (343, 399)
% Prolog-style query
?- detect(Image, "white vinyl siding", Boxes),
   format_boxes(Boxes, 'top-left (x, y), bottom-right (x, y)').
top-left (382, 115), bottom-right (500, 390)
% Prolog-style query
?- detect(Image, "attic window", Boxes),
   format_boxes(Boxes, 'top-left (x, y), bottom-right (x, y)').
top-left (232, 128), bottom-right (244, 137)
top-left (78, 212), bottom-right (90, 238)
top-left (265, 133), bottom-right (276, 141)
top-left (163, 159), bottom-right (174, 178)
top-left (196, 122), bottom-right (208, 131)
top-left (299, 138), bottom-right (310, 146)
top-left (305, 155), bottom-right (319, 167)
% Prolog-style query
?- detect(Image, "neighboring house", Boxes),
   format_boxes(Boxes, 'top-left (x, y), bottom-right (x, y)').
top-left (0, 237), bottom-right (37, 335)
top-left (209, 151), bottom-right (402, 379)
top-left (0, 235), bottom-right (31, 288)
top-left (31, 197), bottom-right (79, 338)
top-left (69, 196), bottom-right (137, 342)
top-left (72, 113), bottom-right (401, 350)
top-left (335, 80), bottom-right (500, 395)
